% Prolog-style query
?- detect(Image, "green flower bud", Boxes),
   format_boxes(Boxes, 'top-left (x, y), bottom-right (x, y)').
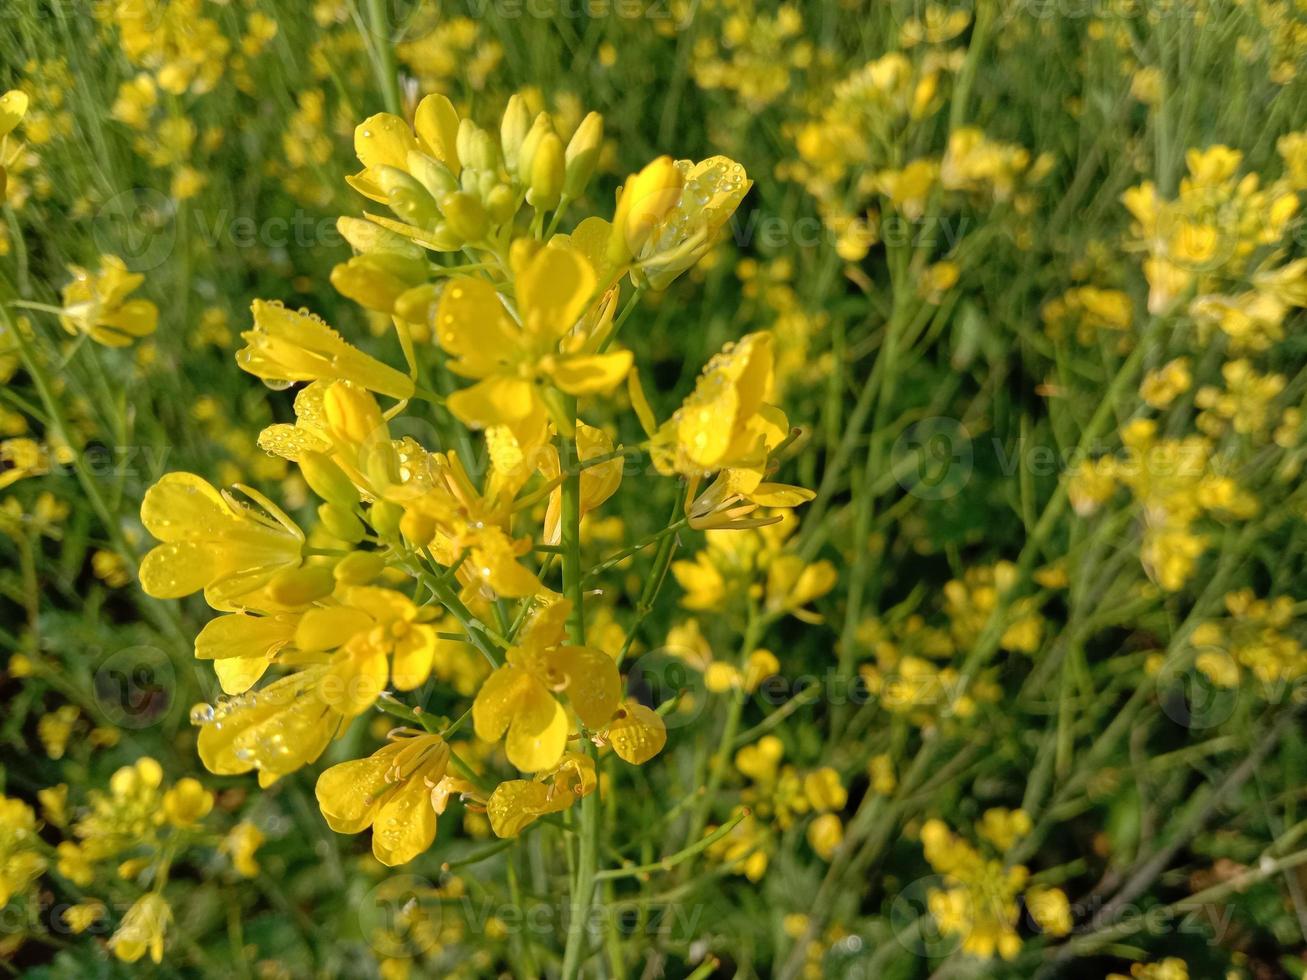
top-left (318, 502), bottom-right (366, 543)
top-left (333, 550), bottom-right (388, 585)
top-left (485, 183), bottom-right (517, 225)
top-left (377, 165), bottom-right (440, 228)
top-left (299, 451), bottom-right (359, 508)
top-left (440, 191), bottom-right (489, 243)
top-left (268, 564), bottom-right (336, 605)
top-left (406, 150), bottom-right (459, 201)
top-left (500, 94), bottom-right (530, 173)
top-left (564, 111), bottom-right (603, 199)
top-left (369, 499), bottom-right (403, 540)
top-left (336, 216), bottom-right (423, 259)
top-left (517, 112), bottom-right (554, 185)
top-left (527, 132), bottom-right (565, 211)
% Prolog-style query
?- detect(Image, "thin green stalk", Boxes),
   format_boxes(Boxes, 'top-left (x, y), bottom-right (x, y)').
top-left (683, 612), bottom-right (765, 851)
top-left (361, 0), bottom-right (402, 115)
top-left (561, 393), bottom-right (600, 980)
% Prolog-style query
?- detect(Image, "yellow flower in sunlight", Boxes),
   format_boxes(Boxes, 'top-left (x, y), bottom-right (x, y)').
top-left (648, 332), bottom-right (785, 478)
top-left (1026, 885), bottom-right (1072, 936)
top-left (139, 472), bottom-right (304, 608)
top-left (540, 422), bottom-right (623, 546)
top-left (109, 892), bottom-right (171, 965)
top-left (296, 585), bottom-right (444, 717)
top-left (0, 90), bottom-right (27, 140)
top-left (613, 155), bottom-right (752, 289)
top-left (237, 300), bottom-right (415, 401)
top-left (435, 239), bottom-right (632, 441)
top-left (765, 554), bottom-right (837, 623)
top-left (58, 255), bottom-right (158, 347)
top-left (486, 751), bottom-right (595, 837)
top-left (194, 666), bottom-right (344, 784)
top-left (602, 700), bottom-right (667, 765)
top-left (317, 731), bottom-right (456, 866)
top-left (195, 607), bottom-right (302, 696)
top-left (62, 902), bottom-right (105, 934)
top-left (473, 598), bottom-right (620, 771)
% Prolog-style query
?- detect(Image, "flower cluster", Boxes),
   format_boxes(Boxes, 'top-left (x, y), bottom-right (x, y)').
top-left (135, 90), bottom-right (811, 905)
top-left (920, 811), bottom-right (1071, 961)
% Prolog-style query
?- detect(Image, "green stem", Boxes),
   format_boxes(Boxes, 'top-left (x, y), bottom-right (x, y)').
top-left (560, 393), bottom-right (599, 980)
top-left (362, 0), bottom-right (402, 115)
top-left (683, 613), bottom-right (765, 851)
top-left (595, 809), bottom-right (748, 881)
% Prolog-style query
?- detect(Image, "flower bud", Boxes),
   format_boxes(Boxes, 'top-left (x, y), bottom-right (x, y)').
top-left (323, 382), bottom-right (385, 446)
top-left (318, 502), bottom-right (366, 543)
top-left (377, 165), bottom-right (440, 228)
top-left (394, 283), bottom-right (438, 325)
top-left (610, 156), bottom-right (682, 262)
top-left (329, 254), bottom-right (425, 313)
top-left (485, 183), bottom-right (517, 225)
top-left (457, 120), bottom-right (501, 174)
top-left (333, 550), bottom-right (387, 585)
top-left (268, 564), bottom-right (336, 605)
top-left (336, 216), bottom-right (422, 258)
top-left (299, 451), bottom-right (359, 508)
top-left (369, 499), bottom-right (403, 540)
top-left (500, 94), bottom-right (530, 173)
top-left (527, 132), bottom-right (565, 210)
top-left (564, 111), bottom-right (603, 199)
top-left (517, 112), bottom-right (554, 184)
top-left (440, 191), bottom-right (489, 242)
top-left (406, 150), bottom-right (458, 201)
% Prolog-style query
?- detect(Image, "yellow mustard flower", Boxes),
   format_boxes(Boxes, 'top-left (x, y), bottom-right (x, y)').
top-left (237, 300), bottom-right (415, 401)
top-left (317, 730), bottom-right (458, 866)
top-left (487, 752), bottom-right (596, 837)
top-left (434, 239), bottom-right (632, 442)
top-left (296, 584), bottom-right (445, 717)
top-left (58, 255), bottom-right (158, 347)
top-left (109, 892), bottom-right (171, 965)
top-left (194, 666), bottom-right (345, 785)
top-left (222, 822), bottom-right (264, 878)
top-left (473, 597), bottom-right (619, 772)
top-left (139, 472), bottom-right (305, 608)
top-left (162, 778), bottom-right (214, 827)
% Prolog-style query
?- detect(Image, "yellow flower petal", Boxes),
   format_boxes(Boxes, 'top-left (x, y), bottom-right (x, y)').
top-left (354, 113), bottom-right (418, 173)
top-left (447, 376), bottom-right (538, 429)
top-left (550, 351), bottom-right (634, 396)
top-left (517, 243), bottom-right (596, 340)
top-left (546, 645), bottom-right (621, 730)
top-left (606, 702), bottom-right (667, 765)
top-left (370, 774), bottom-right (438, 866)
top-left (316, 744), bottom-right (403, 834)
top-left (393, 626), bottom-right (436, 690)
